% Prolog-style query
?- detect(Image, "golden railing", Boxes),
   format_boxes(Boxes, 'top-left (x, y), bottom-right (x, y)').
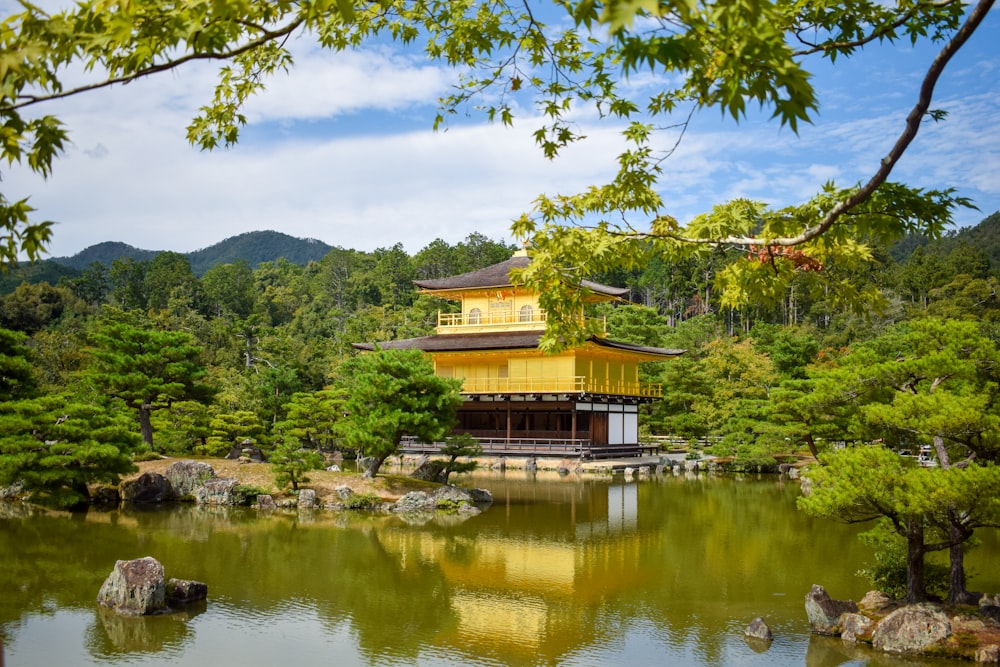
top-left (437, 311), bottom-right (606, 334)
top-left (458, 376), bottom-right (662, 398)
top-left (437, 311), bottom-right (548, 328)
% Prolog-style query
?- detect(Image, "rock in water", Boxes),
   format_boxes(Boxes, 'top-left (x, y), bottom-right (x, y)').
top-left (805, 584), bottom-right (858, 635)
top-left (97, 557), bottom-right (166, 616)
top-left (744, 617), bottom-right (773, 641)
top-left (166, 578), bottom-right (208, 606)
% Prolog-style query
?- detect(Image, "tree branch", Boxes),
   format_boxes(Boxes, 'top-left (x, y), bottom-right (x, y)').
top-left (790, 0), bottom-right (958, 57)
top-left (6, 18), bottom-right (305, 113)
top-left (669, 0), bottom-right (995, 248)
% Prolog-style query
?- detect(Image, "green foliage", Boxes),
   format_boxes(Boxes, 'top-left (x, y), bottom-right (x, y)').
top-left (343, 491), bottom-right (382, 510)
top-left (799, 446), bottom-right (1000, 602)
top-left (0, 327), bottom-right (36, 400)
top-left (84, 308), bottom-right (213, 448)
top-left (199, 410), bottom-right (267, 457)
top-left (334, 349), bottom-right (462, 478)
top-left (436, 434), bottom-right (482, 484)
top-left (0, 282), bottom-right (82, 334)
top-left (0, 0), bottom-right (986, 331)
top-left (149, 400), bottom-right (213, 455)
top-left (270, 437), bottom-right (324, 491)
top-left (274, 389), bottom-right (345, 450)
top-left (858, 520), bottom-right (950, 600)
top-left (232, 484), bottom-right (270, 506)
top-left (0, 393), bottom-right (144, 509)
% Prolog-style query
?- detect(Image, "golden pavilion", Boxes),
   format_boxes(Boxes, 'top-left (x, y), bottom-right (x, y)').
top-left (354, 249), bottom-right (683, 458)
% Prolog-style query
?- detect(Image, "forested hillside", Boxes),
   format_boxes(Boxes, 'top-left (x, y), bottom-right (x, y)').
top-left (2, 231), bottom-right (335, 292)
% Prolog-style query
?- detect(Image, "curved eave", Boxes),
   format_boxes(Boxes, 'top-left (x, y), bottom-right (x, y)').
top-left (587, 337), bottom-right (685, 361)
top-left (412, 254), bottom-right (630, 302)
top-left (353, 332), bottom-right (686, 360)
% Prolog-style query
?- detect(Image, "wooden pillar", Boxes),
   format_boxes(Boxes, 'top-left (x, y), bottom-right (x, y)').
top-left (506, 401), bottom-right (511, 445)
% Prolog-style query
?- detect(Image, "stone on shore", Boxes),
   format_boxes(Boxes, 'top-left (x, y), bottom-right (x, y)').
top-left (805, 584), bottom-right (858, 635)
top-left (97, 557), bottom-right (167, 616)
top-left (120, 473), bottom-right (172, 504)
top-left (298, 488), bottom-right (317, 509)
top-left (840, 612), bottom-right (875, 642)
top-left (193, 477), bottom-right (239, 505)
top-left (165, 460), bottom-right (216, 498)
top-left (871, 603), bottom-right (951, 654)
top-left (858, 590), bottom-right (895, 614)
top-left (976, 644), bottom-right (1000, 663)
top-left (393, 486), bottom-right (491, 513)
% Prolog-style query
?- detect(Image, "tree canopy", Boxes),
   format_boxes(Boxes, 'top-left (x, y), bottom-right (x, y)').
top-left (334, 348), bottom-right (462, 478)
top-left (1, 0), bottom-right (991, 334)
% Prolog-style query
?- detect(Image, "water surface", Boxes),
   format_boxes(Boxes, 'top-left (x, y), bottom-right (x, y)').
top-left (2, 472), bottom-right (996, 666)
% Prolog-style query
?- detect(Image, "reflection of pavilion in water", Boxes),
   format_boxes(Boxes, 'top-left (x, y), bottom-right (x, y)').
top-left (383, 480), bottom-right (646, 661)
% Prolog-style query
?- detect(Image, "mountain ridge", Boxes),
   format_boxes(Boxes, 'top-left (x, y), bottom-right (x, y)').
top-left (49, 230), bottom-right (334, 276)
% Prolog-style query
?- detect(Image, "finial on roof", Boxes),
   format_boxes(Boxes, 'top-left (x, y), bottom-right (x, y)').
top-left (513, 247), bottom-right (529, 258)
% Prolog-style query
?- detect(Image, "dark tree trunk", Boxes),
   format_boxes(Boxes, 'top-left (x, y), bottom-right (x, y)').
top-left (804, 433), bottom-right (820, 460)
top-left (906, 521), bottom-right (928, 603)
top-left (947, 516), bottom-right (978, 604)
top-left (363, 452), bottom-right (390, 479)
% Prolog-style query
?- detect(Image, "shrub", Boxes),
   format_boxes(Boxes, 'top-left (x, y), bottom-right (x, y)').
top-left (344, 491), bottom-right (381, 509)
top-left (858, 521), bottom-right (950, 599)
top-left (232, 484), bottom-right (270, 506)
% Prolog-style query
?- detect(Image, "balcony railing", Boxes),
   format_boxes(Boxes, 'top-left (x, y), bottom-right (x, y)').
top-left (437, 311), bottom-right (606, 334)
top-left (458, 375), bottom-right (662, 398)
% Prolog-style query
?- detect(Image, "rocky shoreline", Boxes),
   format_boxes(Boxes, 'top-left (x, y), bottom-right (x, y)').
top-left (116, 458), bottom-right (494, 514)
top-left (803, 584), bottom-right (1000, 663)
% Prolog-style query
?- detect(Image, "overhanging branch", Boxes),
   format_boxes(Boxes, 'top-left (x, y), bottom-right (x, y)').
top-left (670, 0), bottom-right (994, 248)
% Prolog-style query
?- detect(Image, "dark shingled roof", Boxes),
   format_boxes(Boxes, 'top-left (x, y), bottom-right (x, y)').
top-left (413, 254), bottom-right (629, 298)
top-left (353, 331), bottom-right (684, 358)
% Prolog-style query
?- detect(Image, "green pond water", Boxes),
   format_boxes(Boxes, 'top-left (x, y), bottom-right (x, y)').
top-left (1, 471), bottom-right (997, 666)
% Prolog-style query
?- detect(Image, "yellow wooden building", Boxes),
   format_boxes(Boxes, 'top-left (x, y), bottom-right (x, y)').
top-left (354, 249), bottom-right (683, 458)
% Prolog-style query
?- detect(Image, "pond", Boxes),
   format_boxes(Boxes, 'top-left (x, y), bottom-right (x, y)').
top-left (1, 471), bottom-right (997, 666)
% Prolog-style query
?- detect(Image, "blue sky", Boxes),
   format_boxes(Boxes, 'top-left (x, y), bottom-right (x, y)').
top-left (4, 3), bottom-right (999, 259)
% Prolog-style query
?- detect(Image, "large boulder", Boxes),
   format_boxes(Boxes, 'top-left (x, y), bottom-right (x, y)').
top-left (871, 603), bottom-right (951, 654)
top-left (120, 473), bottom-right (172, 504)
top-left (976, 645), bottom-right (1000, 663)
top-left (393, 486), bottom-right (491, 513)
top-left (193, 477), bottom-right (240, 505)
top-left (298, 489), bottom-right (317, 510)
top-left (859, 590), bottom-right (895, 614)
top-left (841, 612), bottom-right (875, 643)
top-left (466, 487), bottom-right (493, 506)
top-left (97, 557), bottom-right (166, 616)
top-left (805, 584), bottom-right (859, 635)
top-left (394, 491), bottom-right (432, 512)
top-left (165, 460), bottom-right (216, 498)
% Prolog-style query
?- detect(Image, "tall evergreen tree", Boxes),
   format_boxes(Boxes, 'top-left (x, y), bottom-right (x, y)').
top-left (84, 309), bottom-right (213, 448)
top-left (334, 349), bottom-right (462, 478)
